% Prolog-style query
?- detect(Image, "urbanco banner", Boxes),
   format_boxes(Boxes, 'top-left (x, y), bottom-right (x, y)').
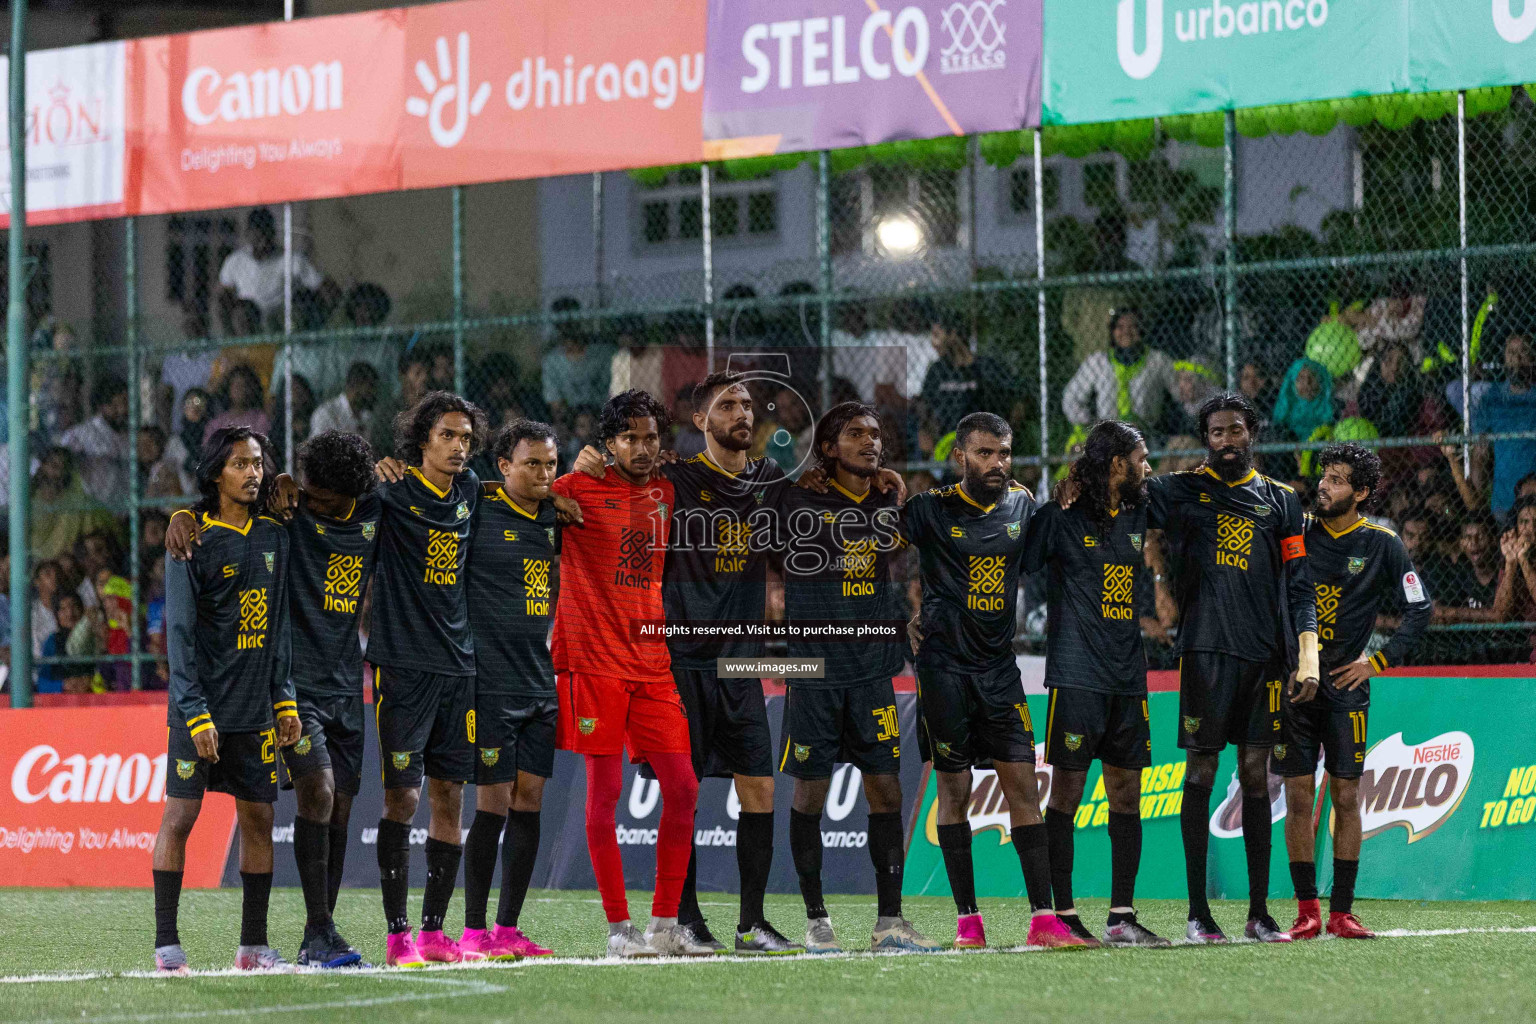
top-left (702, 0), bottom-right (1042, 159)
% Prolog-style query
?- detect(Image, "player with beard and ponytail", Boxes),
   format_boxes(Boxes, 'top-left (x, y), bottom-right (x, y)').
top-left (903, 412), bottom-right (1086, 950)
top-left (1147, 392), bottom-right (1319, 944)
top-left (1278, 444), bottom-right (1430, 941)
top-left (1025, 421), bottom-right (1171, 947)
top-left (779, 402), bottom-right (939, 954)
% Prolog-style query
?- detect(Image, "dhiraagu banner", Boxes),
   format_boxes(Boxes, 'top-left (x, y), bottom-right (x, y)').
top-left (1041, 0), bottom-right (1411, 125)
top-left (905, 677), bottom-right (1536, 902)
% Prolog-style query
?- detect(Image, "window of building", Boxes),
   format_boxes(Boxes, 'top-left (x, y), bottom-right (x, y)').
top-left (1005, 164), bottom-right (1061, 219)
top-left (165, 214), bottom-right (239, 327)
top-left (831, 166), bottom-right (961, 256)
top-left (635, 169), bottom-right (779, 251)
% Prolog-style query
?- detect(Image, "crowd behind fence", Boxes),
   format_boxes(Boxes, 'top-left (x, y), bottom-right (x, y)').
top-left (7, 97), bottom-right (1536, 704)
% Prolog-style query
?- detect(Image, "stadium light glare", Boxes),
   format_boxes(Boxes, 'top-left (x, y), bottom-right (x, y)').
top-left (875, 214), bottom-right (924, 258)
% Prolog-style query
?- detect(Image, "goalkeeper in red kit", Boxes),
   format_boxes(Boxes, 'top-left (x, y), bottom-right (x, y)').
top-left (550, 390), bottom-right (707, 958)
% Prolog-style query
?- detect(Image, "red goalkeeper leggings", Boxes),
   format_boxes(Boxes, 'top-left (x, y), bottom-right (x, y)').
top-left (584, 752), bottom-right (699, 923)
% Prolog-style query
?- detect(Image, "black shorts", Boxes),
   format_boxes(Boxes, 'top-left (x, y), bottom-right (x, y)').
top-left (673, 666), bottom-right (774, 779)
top-left (475, 692), bottom-right (559, 784)
top-left (915, 658), bottom-right (1035, 773)
top-left (1044, 687), bottom-right (1151, 772)
top-left (778, 679), bottom-right (900, 781)
top-left (166, 726), bottom-right (278, 803)
top-left (372, 664), bottom-right (475, 788)
top-left (1274, 701), bottom-right (1369, 780)
top-left (1177, 651), bottom-right (1284, 753)
top-left (282, 692), bottom-right (365, 796)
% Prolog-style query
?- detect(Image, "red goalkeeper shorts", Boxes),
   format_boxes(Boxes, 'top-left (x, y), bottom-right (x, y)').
top-left (556, 671), bottom-right (691, 759)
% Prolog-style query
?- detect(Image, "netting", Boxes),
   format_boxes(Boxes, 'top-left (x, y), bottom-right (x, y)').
top-left (8, 90), bottom-right (1536, 698)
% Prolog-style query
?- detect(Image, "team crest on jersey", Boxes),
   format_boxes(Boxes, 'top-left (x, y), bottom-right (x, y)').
top-left (362, 522), bottom-right (376, 541)
top-left (263, 551), bottom-right (275, 572)
top-left (1183, 716), bottom-right (1201, 735)
top-left (175, 759), bottom-right (197, 780)
top-left (294, 735), bottom-right (312, 756)
top-left (578, 717), bottom-right (597, 735)
top-left (1348, 556), bottom-right (1366, 575)
top-left (1275, 744), bottom-right (1288, 761)
top-left (455, 502), bottom-right (470, 521)
top-left (546, 527), bottom-right (556, 545)
top-left (754, 489), bottom-right (767, 505)
top-left (391, 751), bottom-right (411, 770)
top-left (1129, 533), bottom-right (1143, 552)
top-left (794, 743), bottom-right (811, 762)
top-left (656, 501), bottom-right (670, 520)
top-left (1063, 733), bottom-right (1083, 752)
top-left (1006, 521), bottom-right (1020, 539)
top-left (935, 741), bottom-right (953, 759)
top-left (480, 747), bottom-right (501, 767)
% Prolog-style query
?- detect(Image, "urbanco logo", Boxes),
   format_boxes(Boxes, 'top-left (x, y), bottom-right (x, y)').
top-left (406, 33), bottom-right (492, 149)
top-left (1494, 0), bottom-right (1536, 44)
top-left (1115, 0), bottom-right (1331, 81)
top-left (1117, 0), bottom-right (1164, 80)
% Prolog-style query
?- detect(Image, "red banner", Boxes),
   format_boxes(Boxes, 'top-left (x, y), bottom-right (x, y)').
top-left (0, 705), bottom-right (235, 888)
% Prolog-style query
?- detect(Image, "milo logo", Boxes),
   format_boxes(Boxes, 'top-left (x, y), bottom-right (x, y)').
top-left (923, 767), bottom-right (1053, 846)
top-left (1356, 731), bottom-right (1474, 843)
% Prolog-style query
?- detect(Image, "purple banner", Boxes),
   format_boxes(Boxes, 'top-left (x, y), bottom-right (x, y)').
top-left (702, 0), bottom-right (1041, 158)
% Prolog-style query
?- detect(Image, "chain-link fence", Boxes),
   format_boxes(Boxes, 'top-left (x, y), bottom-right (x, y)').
top-left (9, 91), bottom-right (1536, 702)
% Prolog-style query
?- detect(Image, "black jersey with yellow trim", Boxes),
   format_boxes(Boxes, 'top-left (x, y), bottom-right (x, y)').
top-left (287, 491), bottom-right (381, 698)
top-left (901, 481), bottom-right (1036, 669)
top-left (468, 490), bottom-right (559, 696)
top-left (1147, 467), bottom-right (1316, 663)
top-left (166, 512), bottom-right (294, 733)
top-left (1022, 501), bottom-right (1150, 695)
top-left (367, 464), bottom-right (480, 676)
top-left (661, 452), bottom-right (790, 666)
top-left (1305, 514), bottom-right (1432, 707)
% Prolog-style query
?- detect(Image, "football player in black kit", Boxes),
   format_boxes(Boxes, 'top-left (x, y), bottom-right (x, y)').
top-left (1277, 443), bottom-right (1430, 941)
top-left (1147, 392), bottom-right (1319, 944)
top-left (459, 420), bottom-right (562, 960)
top-left (1026, 420), bottom-right (1171, 947)
top-left (904, 412), bottom-right (1086, 950)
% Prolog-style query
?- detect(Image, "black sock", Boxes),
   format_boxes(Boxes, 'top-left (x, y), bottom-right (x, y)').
top-left (789, 809), bottom-right (826, 918)
top-left (421, 837), bottom-right (462, 933)
top-left (1010, 823), bottom-right (1054, 912)
top-left (867, 811), bottom-right (904, 919)
top-left (1291, 860), bottom-right (1318, 902)
top-left (1107, 810), bottom-right (1142, 910)
top-left (679, 844), bottom-right (704, 927)
top-left (1331, 858), bottom-right (1359, 915)
top-left (239, 871), bottom-right (273, 947)
top-left (153, 869), bottom-right (183, 948)
top-left (462, 811), bottom-right (505, 932)
top-left (496, 810), bottom-right (541, 929)
top-left (1044, 807), bottom-right (1075, 913)
top-left (293, 816), bottom-right (333, 931)
top-left (376, 818), bottom-right (412, 934)
top-left (936, 822), bottom-right (977, 916)
top-left (736, 811), bottom-right (774, 930)
top-left (1181, 782), bottom-right (1213, 920)
top-left (327, 823), bottom-right (348, 915)
top-left (1241, 794), bottom-right (1272, 919)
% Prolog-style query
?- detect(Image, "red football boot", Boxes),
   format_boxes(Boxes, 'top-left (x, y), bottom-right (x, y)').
top-left (1327, 912), bottom-right (1375, 939)
top-left (1289, 898), bottom-right (1323, 940)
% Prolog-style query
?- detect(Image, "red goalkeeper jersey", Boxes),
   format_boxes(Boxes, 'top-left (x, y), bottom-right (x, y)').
top-left (550, 469), bottom-right (674, 683)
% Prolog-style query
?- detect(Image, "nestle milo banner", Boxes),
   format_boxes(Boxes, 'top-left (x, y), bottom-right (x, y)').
top-left (906, 677), bottom-right (1536, 902)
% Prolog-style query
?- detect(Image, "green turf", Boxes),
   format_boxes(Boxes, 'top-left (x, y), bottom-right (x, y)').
top-left (3, 888), bottom-right (1534, 1023)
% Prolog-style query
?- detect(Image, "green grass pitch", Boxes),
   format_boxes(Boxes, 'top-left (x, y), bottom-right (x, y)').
top-left (3, 889), bottom-right (1534, 1023)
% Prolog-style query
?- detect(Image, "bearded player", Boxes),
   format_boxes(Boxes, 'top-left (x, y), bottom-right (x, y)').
top-left (551, 389), bottom-right (705, 958)
top-left (1278, 443), bottom-right (1430, 940)
top-left (1148, 392), bottom-right (1318, 943)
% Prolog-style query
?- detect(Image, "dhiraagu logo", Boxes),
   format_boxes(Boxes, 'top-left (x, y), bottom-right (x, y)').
top-left (1116, 0), bottom-right (1331, 80)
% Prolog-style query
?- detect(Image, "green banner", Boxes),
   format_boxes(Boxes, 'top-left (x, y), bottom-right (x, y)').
top-left (1409, 0), bottom-right (1536, 94)
top-left (905, 676), bottom-right (1536, 902)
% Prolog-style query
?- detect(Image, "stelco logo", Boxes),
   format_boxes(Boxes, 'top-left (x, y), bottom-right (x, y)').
top-left (1356, 731), bottom-right (1474, 843)
top-left (11, 746), bottom-right (167, 805)
top-left (1116, 0), bottom-right (1330, 81)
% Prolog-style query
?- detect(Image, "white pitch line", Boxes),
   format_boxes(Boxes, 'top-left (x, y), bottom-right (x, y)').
top-left (6, 925), bottom-right (1534, 988)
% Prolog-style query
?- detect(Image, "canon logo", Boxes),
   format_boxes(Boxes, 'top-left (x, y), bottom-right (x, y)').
top-left (10, 745), bottom-right (167, 805)
top-left (182, 61), bottom-right (343, 127)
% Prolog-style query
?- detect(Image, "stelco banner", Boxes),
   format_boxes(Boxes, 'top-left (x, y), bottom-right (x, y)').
top-left (906, 677), bottom-right (1536, 903)
top-left (702, 0), bottom-right (1043, 158)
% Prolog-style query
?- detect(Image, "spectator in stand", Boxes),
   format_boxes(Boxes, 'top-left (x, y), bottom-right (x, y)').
top-left (140, 425), bottom-right (185, 500)
top-left (1357, 342), bottom-right (1424, 438)
top-left (217, 207), bottom-right (340, 335)
top-left (473, 353), bottom-right (543, 430)
top-left (542, 297), bottom-right (613, 423)
top-left (920, 308), bottom-right (1015, 429)
top-left (1353, 276), bottom-right (1426, 360)
top-left (92, 562), bottom-right (133, 692)
top-left (1238, 360), bottom-right (1274, 428)
top-left (31, 319), bottom-right (84, 447)
top-left (1273, 357), bottom-right (1336, 443)
top-left (309, 361), bottom-right (378, 440)
top-left (559, 406), bottom-right (600, 469)
top-left (159, 310), bottom-right (217, 434)
top-left (141, 509), bottom-right (170, 563)
top-left (1061, 307), bottom-right (1178, 440)
top-left (1517, 471), bottom-right (1536, 505)
top-left (1433, 512), bottom-right (1503, 624)
top-left (37, 591), bottom-right (98, 695)
top-left (143, 553), bottom-right (169, 689)
top-left (269, 282), bottom-right (396, 406)
top-left (1398, 509), bottom-right (1439, 580)
top-left (160, 388), bottom-right (210, 499)
top-left (31, 448), bottom-right (117, 561)
top-left (371, 346), bottom-right (433, 459)
top-left (203, 364), bottom-right (270, 444)
top-left (30, 560), bottom-right (60, 660)
top-left (1157, 360), bottom-right (1221, 460)
top-left (59, 375), bottom-right (130, 502)
top-left (1494, 497), bottom-right (1536, 640)
top-left (670, 385), bottom-right (708, 460)
top-left (1060, 210), bottom-right (1133, 366)
top-left (607, 316), bottom-right (661, 399)
top-left (266, 373), bottom-right (317, 467)
top-left (760, 383), bottom-right (812, 474)
top-left (1470, 330), bottom-right (1536, 518)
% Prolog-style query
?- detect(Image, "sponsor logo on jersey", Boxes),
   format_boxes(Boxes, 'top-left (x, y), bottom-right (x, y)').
top-left (578, 717), bottom-right (597, 735)
top-left (1402, 571), bottom-right (1425, 603)
top-left (263, 551), bottom-right (275, 572)
top-left (1216, 513), bottom-right (1253, 571)
top-left (1183, 715), bottom-right (1201, 734)
top-left (1063, 732), bottom-right (1083, 752)
top-left (1129, 532), bottom-right (1143, 551)
top-left (176, 759), bottom-right (197, 780)
top-left (1083, 535), bottom-right (1098, 547)
top-left (1348, 556), bottom-right (1366, 575)
top-left (1358, 731), bottom-right (1474, 843)
top-left (293, 735), bottom-right (312, 757)
top-left (391, 751), bottom-right (411, 770)
top-left (699, 489), bottom-right (713, 503)
top-left (794, 743), bottom-right (811, 762)
top-left (314, 523), bottom-right (326, 535)
top-left (480, 747), bottom-right (500, 767)
top-left (362, 522), bottom-right (376, 541)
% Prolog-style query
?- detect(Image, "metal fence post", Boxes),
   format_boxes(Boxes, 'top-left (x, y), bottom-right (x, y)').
top-left (126, 218), bottom-right (141, 690)
top-left (1223, 109), bottom-right (1238, 392)
top-left (1034, 129), bottom-right (1049, 501)
top-left (593, 172), bottom-right (605, 310)
top-left (452, 185), bottom-right (465, 395)
top-left (702, 164), bottom-right (714, 371)
top-left (817, 151), bottom-right (833, 414)
top-left (1458, 91), bottom-right (1471, 474)
top-left (7, 0), bottom-right (31, 707)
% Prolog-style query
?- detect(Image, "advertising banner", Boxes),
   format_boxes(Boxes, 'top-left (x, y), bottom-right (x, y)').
top-left (906, 677), bottom-right (1536, 902)
top-left (701, 0), bottom-right (1041, 158)
top-left (0, 705), bottom-right (236, 888)
top-left (1408, 0), bottom-right (1536, 95)
top-left (0, 41), bottom-right (128, 226)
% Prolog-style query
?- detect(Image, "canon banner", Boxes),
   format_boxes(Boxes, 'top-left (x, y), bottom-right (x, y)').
top-left (702, 0), bottom-right (1042, 158)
